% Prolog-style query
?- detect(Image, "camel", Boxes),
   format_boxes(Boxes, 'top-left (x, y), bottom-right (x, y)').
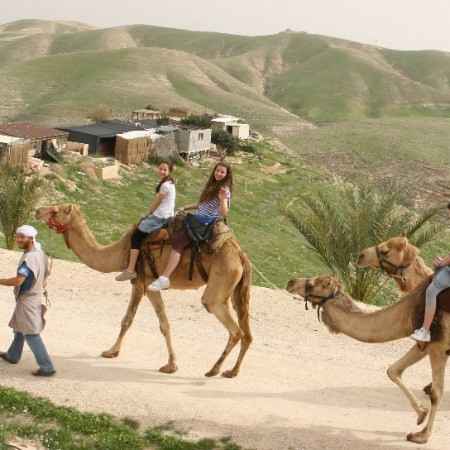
top-left (357, 237), bottom-right (433, 293)
top-left (358, 236), bottom-right (439, 394)
top-left (286, 274), bottom-right (450, 444)
top-left (35, 203), bottom-right (253, 378)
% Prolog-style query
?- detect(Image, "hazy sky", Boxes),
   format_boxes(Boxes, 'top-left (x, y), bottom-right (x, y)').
top-left (3, 0), bottom-right (450, 52)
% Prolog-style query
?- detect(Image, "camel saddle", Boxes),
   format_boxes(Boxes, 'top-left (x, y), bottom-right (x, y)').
top-left (137, 215), bottom-right (235, 282)
top-left (437, 287), bottom-right (450, 313)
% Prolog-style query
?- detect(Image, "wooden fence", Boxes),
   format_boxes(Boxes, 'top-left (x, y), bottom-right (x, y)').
top-left (0, 141), bottom-right (29, 167)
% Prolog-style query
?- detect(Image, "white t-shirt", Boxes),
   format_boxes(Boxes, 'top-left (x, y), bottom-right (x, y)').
top-left (153, 181), bottom-right (176, 219)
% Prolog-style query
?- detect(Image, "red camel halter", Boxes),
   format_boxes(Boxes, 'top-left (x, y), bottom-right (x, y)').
top-left (45, 206), bottom-right (72, 234)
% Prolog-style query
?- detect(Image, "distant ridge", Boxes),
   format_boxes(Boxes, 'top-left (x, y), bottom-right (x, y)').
top-left (1, 19), bottom-right (450, 128)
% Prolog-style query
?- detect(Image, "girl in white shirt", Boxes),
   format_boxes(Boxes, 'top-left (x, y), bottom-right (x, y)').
top-left (116, 160), bottom-right (176, 281)
top-left (147, 161), bottom-right (233, 291)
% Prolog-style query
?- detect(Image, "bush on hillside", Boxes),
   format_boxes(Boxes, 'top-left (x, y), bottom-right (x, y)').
top-left (156, 116), bottom-right (170, 126)
top-left (211, 130), bottom-right (238, 156)
top-left (86, 106), bottom-right (112, 123)
top-left (181, 115), bottom-right (212, 128)
top-left (238, 139), bottom-right (272, 155)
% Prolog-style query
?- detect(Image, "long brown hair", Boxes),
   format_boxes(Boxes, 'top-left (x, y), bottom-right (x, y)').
top-left (155, 159), bottom-right (174, 193)
top-left (198, 161), bottom-right (233, 203)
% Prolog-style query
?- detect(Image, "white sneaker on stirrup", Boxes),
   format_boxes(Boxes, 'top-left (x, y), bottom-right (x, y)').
top-left (147, 276), bottom-right (170, 291)
top-left (410, 327), bottom-right (431, 342)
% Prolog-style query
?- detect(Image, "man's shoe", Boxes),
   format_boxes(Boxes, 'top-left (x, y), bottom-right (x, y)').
top-left (32, 369), bottom-right (56, 377)
top-left (410, 327), bottom-right (431, 342)
top-left (147, 277), bottom-right (170, 291)
top-left (0, 351), bottom-right (17, 364)
top-left (115, 270), bottom-right (137, 281)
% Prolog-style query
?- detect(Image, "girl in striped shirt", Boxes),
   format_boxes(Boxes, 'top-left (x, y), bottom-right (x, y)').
top-left (147, 161), bottom-right (233, 291)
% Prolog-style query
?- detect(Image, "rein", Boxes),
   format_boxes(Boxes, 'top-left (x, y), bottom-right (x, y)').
top-left (375, 246), bottom-right (410, 282)
top-left (45, 207), bottom-right (72, 234)
top-left (304, 278), bottom-right (341, 322)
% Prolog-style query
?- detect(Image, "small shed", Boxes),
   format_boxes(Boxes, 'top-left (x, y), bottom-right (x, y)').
top-left (0, 122), bottom-right (68, 158)
top-left (175, 125), bottom-right (211, 158)
top-left (211, 116), bottom-right (250, 139)
top-left (57, 120), bottom-right (146, 155)
top-left (0, 134), bottom-right (30, 167)
top-left (115, 128), bottom-right (178, 165)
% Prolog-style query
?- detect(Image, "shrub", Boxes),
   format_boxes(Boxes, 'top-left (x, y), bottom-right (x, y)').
top-left (238, 139), bottom-right (272, 155)
top-left (86, 106), bottom-right (112, 123)
top-left (156, 116), bottom-right (170, 126)
top-left (181, 115), bottom-right (212, 128)
top-left (211, 130), bottom-right (238, 156)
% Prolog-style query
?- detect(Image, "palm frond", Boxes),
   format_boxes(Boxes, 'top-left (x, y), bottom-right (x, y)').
top-left (281, 183), bottom-right (444, 303)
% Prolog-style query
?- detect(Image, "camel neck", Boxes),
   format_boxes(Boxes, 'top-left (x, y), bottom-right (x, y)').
top-left (321, 295), bottom-right (415, 343)
top-left (63, 226), bottom-right (130, 273)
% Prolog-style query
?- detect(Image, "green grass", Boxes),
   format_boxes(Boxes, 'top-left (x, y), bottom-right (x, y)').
top-left (283, 117), bottom-right (450, 165)
top-left (3, 142), bottom-right (447, 302)
top-left (0, 386), bottom-right (242, 450)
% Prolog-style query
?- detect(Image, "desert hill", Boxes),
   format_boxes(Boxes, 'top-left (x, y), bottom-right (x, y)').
top-left (1, 20), bottom-right (450, 125)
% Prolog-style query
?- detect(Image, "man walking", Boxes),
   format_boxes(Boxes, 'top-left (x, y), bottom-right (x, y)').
top-left (0, 225), bottom-right (55, 376)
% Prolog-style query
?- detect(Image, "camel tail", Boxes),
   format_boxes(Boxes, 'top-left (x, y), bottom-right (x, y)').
top-left (235, 250), bottom-right (252, 323)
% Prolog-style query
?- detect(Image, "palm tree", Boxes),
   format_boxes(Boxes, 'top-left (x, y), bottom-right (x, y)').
top-left (283, 184), bottom-right (444, 303)
top-left (0, 165), bottom-right (43, 249)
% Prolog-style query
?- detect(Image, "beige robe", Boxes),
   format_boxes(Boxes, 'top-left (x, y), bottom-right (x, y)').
top-left (9, 248), bottom-right (48, 335)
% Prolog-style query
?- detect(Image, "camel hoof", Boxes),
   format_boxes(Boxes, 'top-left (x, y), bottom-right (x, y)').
top-left (205, 368), bottom-right (220, 377)
top-left (101, 350), bottom-right (119, 358)
top-left (423, 383), bottom-right (432, 396)
top-left (406, 432), bottom-right (428, 444)
top-left (221, 369), bottom-right (238, 378)
top-left (159, 364), bottom-right (178, 374)
top-left (417, 408), bottom-right (429, 425)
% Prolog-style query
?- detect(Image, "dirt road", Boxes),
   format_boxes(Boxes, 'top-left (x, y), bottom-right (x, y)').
top-left (0, 249), bottom-right (448, 449)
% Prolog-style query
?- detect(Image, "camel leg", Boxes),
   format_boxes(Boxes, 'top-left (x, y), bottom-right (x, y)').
top-left (221, 283), bottom-right (253, 378)
top-left (387, 344), bottom-right (429, 425)
top-left (102, 283), bottom-right (144, 358)
top-left (146, 291), bottom-right (178, 374)
top-left (406, 347), bottom-right (448, 444)
top-left (203, 299), bottom-right (244, 378)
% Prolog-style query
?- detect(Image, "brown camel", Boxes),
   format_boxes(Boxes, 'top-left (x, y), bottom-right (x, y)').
top-left (35, 203), bottom-right (253, 378)
top-left (358, 236), bottom-right (438, 394)
top-left (286, 274), bottom-right (450, 444)
top-left (357, 237), bottom-right (433, 293)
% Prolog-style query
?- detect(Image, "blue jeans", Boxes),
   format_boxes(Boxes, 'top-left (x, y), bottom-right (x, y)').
top-left (6, 332), bottom-right (54, 373)
top-left (426, 266), bottom-right (450, 308)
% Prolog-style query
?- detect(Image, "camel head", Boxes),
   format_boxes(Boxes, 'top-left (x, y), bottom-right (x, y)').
top-left (35, 203), bottom-right (82, 233)
top-left (357, 237), bottom-right (419, 270)
top-left (286, 274), bottom-right (342, 305)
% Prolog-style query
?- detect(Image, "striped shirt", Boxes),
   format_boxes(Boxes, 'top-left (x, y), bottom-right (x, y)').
top-left (195, 187), bottom-right (231, 224)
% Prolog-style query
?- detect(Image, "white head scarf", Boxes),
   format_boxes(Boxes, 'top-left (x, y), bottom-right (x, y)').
top-left (16, 225), bottom-right (42, 251)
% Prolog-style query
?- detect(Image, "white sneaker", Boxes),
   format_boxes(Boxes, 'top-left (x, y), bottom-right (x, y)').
top-left (147, 277), bottom-right (170, 291)
top-left (410, 327), bottom-right (431, 342)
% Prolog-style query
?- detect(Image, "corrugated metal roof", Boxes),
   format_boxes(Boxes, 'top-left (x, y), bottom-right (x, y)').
top-left (58, 121), bottom-right (145, 137)
top-left (0, 122), bottom-right (68, 139)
